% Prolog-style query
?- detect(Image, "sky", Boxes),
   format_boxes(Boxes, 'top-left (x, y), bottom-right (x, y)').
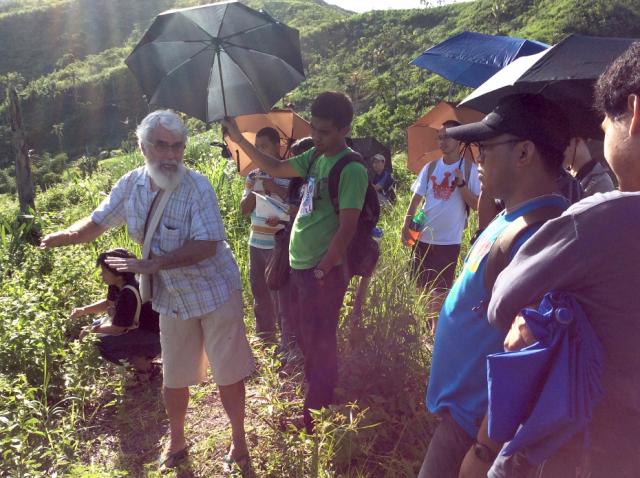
top-left (323, 0), bottom-right (426, 13)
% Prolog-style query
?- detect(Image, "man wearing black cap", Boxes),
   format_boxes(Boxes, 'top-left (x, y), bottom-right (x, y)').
top-left (418, 94), bottom-right (571, 478)
top-left (487, 43), bottom-right (640, 478)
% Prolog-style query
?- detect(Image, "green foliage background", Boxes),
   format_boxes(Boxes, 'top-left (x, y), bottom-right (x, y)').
top-left (0, 0), bottom-right (639, 475)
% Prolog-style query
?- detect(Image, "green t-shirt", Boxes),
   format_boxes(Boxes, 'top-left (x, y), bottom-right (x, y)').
top-left (288, 147), bottom-right (368, 269)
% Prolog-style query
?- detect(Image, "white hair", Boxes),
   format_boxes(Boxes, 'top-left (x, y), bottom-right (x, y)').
top-left (136, 110), bottom-right (188, 146)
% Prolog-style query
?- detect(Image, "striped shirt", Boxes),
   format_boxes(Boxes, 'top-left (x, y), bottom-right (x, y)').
top-left (243, 169), bottom-right (290, 249)
top-left (91, 166), bottom-right (241, 320)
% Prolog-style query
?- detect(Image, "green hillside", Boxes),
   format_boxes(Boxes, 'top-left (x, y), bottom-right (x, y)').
top-left (2, 0), bottom-right (639, 177)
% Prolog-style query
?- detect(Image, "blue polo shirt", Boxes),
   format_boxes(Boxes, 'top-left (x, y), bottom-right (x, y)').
top-left (426, 194), bottom-right (569, 437)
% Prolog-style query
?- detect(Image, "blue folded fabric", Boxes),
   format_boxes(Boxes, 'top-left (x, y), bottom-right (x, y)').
top-left (487, 292), bottom-right (604, 465)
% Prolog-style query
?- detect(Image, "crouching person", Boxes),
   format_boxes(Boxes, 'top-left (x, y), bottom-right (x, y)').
top-left (72, 248), bottom-right (160, 380)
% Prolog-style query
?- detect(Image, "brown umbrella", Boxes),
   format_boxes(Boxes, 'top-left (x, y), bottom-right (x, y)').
top-left (223, 108), bottom-right (311, 176)
top-left (407, 101), bottom-right (484, 174)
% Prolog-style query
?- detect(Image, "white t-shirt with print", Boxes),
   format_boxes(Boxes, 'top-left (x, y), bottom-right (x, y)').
top-left (410, 158), bottom-right (481, 245)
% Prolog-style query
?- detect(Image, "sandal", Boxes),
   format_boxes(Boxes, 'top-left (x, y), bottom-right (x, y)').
top-left (158, 444), bottom-right (190, 470)
top-left (222, 453), bottom-right (253, 476)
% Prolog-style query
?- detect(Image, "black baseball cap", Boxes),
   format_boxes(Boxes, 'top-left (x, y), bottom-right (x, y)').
top-left (446, 94), bottom-right (570, 153)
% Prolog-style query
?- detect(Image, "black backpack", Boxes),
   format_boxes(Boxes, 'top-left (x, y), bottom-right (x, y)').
top-left (327, 151), bottom-right (381, 278)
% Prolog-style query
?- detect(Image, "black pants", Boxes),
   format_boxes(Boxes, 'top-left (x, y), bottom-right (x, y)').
top-left (291, 265), bottom-right (349, 432)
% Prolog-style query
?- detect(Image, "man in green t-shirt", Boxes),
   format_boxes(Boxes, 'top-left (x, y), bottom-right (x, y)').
top-left (223, 92), bottom-right (368, 432)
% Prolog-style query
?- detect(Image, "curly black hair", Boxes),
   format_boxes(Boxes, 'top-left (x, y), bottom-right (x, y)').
top-left (311, 91), bottom-right (353, 129)
top-left (595, 42), bottom-right (640, 118)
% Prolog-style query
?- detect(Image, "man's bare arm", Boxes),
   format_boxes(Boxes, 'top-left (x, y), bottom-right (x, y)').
top-left (454, 168), bottom-right (479, 210)
top-left (221, 118), bottom-right (300, 178)
top-left (460, 186), bottom-right (479, 210)
top-left (316, 209), bottom-right (360, 273)
top-left (458, 413), bottom-right (502, 478)
top-left (105, 240), bottom-right (218, 275)
top-left (40, 218), bottom-right (107, 249)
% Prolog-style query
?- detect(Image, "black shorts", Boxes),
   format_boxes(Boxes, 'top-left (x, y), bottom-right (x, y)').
top-left (411, 242), bottom-right (461, 291)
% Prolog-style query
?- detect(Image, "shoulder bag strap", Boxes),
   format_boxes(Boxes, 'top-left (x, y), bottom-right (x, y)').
top-left (121, 284), bottom-right (142, 330)
top-left (484, 205), bottom-right (565, 292)
top-left (139, 189), bottom-right (172, 303)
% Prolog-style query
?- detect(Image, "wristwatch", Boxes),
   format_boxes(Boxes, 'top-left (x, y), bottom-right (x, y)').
top-left (456, 178), bottom-right (467, 188)
top-left (473, 441), bottom-right (498, 463)
top-left (313, 268), bottom-right (326, 280)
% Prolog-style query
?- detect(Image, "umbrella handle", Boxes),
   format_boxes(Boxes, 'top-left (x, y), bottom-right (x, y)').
top-left (216, 46), bottom-right (228, 118)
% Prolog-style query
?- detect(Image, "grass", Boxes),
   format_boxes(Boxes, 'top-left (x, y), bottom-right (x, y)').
top-left (0, 135), bottom-right (477, 477)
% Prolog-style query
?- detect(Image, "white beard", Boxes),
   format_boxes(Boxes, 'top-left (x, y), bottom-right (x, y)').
top-left (145, 157), bottom-right (186, 191)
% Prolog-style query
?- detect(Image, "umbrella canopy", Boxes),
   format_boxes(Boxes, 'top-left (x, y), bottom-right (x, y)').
top-left (407, 101), bottom-right (484, 174)
top-left (224, 109), bottom-right (311, 176)
top-left (347, 137), bottom-right (393, 175)
top-left (411, 31), bottom-right (548, 88)
top-left (126, 1), bottom-right (305, 123)
top-left (487, 292), bottom-right (604, 465)
top-left (460, 34), bottom-right (639, 139)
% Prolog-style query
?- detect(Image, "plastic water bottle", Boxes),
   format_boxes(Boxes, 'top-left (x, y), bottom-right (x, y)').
top-left (407, 210), bottom-right (426, 247)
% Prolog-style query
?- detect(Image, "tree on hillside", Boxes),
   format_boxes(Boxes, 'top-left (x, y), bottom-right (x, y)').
top-left (6, 87), bottom-right (35, 214)
top-left (491, 0), bottom-right (508, 34)
top-left (51, 123), bottom-right (65, 153)
top-left (0, 72), bottom-right (24, 106)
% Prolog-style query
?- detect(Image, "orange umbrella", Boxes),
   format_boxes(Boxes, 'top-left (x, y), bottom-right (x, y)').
top-left (407, 101), bottom-right (484, 174)
top-left (223, 109), bottom-right (311, 176)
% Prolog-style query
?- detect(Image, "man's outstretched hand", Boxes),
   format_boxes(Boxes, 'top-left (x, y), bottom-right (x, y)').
top-left (40, 230), bottom-right (74, 249)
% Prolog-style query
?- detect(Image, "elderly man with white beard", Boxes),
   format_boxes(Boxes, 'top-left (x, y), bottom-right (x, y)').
top-left (40, 110), bottom-right (255, 471)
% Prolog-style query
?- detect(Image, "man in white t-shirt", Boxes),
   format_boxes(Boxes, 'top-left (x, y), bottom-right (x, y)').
top-left (402, 120), bottom-right (480, 331)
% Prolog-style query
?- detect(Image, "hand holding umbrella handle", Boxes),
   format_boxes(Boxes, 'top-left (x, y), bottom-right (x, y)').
top-left (221, 117), bottom-right (245, 144)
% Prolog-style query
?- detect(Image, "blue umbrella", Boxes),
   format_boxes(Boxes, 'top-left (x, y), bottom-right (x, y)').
top-left (410, 31), bottom-right (548, 88)
top-left (486, 292), bottom-right (604, 465)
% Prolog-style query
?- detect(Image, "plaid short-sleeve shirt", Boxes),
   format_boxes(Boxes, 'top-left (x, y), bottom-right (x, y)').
top-left (91, 167), bottom-right (241, 319)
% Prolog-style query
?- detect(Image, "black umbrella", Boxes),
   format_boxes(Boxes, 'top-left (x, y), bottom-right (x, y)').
top-left (460, 34), bottom-right (638, 138)
top-left (125, 1), bottom-right (305, 123)
top-left (347, 137), bottom-right (393, 174)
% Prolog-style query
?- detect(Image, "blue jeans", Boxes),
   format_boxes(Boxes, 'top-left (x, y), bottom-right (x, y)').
top-left (97, 328), bottom-right (161, 365)
top-left (291, 265), bottom-right (349, 432)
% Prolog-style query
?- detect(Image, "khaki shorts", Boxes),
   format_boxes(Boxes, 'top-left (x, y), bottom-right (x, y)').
top-left (160, 291), bottom-right (255, 388)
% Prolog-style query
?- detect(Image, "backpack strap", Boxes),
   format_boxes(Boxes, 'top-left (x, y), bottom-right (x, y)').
top-left (304, 148), bottom-right (322, 179)
top-left (484, 205), bottom-right (565, 292)
top-left (425, 160), bottom-right (438, 187)
top-left (327, 151), bottom-right (367, 213)
top-left (121, 284), bottom-right (142, 330)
